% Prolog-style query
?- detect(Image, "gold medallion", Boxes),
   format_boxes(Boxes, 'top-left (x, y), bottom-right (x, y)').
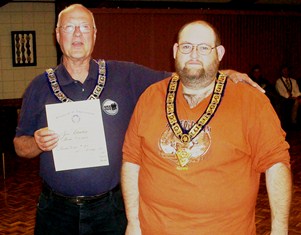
top-left (180, 134), bottom-right (191, 143)
top-left (176, 148), bottom-right (191, 167)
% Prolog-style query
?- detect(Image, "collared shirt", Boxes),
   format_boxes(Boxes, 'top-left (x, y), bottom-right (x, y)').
top-left (16, 59), bottom-right (170, 196)
top-left (275, 76), bottom-right (301, 98)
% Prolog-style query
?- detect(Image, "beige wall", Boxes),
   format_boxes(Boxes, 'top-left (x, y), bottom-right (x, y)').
top-left (0, 2), bottom-right (57, 99)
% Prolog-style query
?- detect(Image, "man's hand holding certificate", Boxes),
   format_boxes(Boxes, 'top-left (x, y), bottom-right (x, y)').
top-left (46, 99), bottom-right (109, 171)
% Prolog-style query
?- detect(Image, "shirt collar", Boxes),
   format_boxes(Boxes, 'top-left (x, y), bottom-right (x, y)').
top-left (53, 59), bottom-right (99, 86)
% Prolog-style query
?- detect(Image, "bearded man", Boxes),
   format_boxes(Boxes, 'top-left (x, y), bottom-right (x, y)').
top-left (121, 20), bottom-right (291, 235)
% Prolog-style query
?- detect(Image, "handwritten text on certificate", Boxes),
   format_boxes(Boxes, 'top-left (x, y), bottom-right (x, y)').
top-left (46, 99), bottom-right (109, 171)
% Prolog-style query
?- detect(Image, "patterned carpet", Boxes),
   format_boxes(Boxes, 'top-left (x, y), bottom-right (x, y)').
top-left (0, 156), bottom-right (41, 235)
top-left (0, 130), bottom-right (300, 234)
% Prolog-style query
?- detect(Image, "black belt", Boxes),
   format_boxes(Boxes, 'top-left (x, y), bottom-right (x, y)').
top-left (42, 182), bottom-right (120, 205)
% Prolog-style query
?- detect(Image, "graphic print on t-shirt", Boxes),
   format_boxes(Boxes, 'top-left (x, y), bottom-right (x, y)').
top-left (159, 120), bottom-right (211, 169)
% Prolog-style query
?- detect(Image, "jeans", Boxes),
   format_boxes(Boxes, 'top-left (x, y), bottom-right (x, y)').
top-left (34, 187), bottom-right (127, 235)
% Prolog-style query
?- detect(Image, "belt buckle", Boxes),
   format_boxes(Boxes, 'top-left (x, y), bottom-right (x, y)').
top-left (69, 193), bottom-right (103, 205)
top-left (73, 197), bottom-right (85, 205)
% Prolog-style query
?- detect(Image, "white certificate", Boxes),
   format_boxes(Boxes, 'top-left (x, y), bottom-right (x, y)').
top-left (46, 99), bottom-right (109, 171)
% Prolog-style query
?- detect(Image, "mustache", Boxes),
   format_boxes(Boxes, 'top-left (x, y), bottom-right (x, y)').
top-left (185, 60), bottom-right (203, 65)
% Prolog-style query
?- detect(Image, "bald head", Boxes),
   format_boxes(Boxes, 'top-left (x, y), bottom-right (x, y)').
top-left (177, 20), bottom-right (221, 46)
top-left (56, 4), bottom-right (96, 28)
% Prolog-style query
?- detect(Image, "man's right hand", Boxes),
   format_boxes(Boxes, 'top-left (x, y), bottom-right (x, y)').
top-left (34, 127), bottom-right (59, 152)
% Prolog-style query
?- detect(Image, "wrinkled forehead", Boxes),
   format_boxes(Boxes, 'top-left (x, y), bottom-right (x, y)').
top-left (178, 24), bottom-right (216, 45)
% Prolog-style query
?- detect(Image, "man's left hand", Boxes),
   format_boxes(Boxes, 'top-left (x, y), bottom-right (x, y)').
top-left (222, 69), bottom-right (265, 93)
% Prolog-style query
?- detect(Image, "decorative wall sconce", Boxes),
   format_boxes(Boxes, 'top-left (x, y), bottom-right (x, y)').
top-left (11, 31), bottom-right (37, 67)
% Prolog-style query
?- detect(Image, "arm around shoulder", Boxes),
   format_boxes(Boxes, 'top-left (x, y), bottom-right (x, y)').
top-left (265, 162), bottom-right (292, 235)
top-left (221, 69), bottom-right (265, 93)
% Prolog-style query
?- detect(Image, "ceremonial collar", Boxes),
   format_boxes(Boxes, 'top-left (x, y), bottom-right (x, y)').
top-left (46, 59), bottom-right (106, 102)
top-left (166, 72), bottom-right (227, 144)
top-left (51, 59), bottom-right (100, 86)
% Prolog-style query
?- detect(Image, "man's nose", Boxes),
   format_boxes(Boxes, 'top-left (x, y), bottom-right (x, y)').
top-left (190, 46), bottom-right (199, 58)
top-left (73, 26), bottom-right (82, 35)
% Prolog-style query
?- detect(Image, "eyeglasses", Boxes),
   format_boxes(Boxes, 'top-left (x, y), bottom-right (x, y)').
top-left (178, 43), bottom-right (218, 55)
top-left (58, 23), bottom-right (95, 34)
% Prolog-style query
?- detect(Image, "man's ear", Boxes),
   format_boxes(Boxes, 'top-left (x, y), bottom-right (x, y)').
top-left (173, 43), bottom-right (179, 59)
top-left (55, 28), bottom-right (60, 43)
top-left (216, 45), bottom-right (225, 61)
top-left (93, 28), bottom-right (97, 43)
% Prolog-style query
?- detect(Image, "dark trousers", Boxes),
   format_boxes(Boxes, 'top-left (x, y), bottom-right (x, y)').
top-left (34, 187), bottom-right (127, 235)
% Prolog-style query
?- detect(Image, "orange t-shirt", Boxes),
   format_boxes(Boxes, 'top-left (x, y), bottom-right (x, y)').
top-left (123, 76), bottom-right (290, 235)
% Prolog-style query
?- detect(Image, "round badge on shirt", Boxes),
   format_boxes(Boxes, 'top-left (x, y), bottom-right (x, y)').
top-left (102, 99), bottom-right (119, 116)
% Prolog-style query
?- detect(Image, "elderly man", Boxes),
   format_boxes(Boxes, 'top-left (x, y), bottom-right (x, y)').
top-left (122, 20), bottom-right (291, 235)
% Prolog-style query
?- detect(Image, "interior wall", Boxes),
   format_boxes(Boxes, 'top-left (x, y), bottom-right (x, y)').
top-left (1, 5), bottom-right (300, 100)
top-left (91, 8), bottom-right (301, 83)
top-left (0, 2), bottom-right (57, 99)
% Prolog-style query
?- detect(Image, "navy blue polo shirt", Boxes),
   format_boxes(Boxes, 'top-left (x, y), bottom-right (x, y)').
top-left (16, 59), bottom-right (170, 196)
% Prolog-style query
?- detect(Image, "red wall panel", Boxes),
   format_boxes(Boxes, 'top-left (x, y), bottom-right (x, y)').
top-left (91, 8), bottom-right (301, 83)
